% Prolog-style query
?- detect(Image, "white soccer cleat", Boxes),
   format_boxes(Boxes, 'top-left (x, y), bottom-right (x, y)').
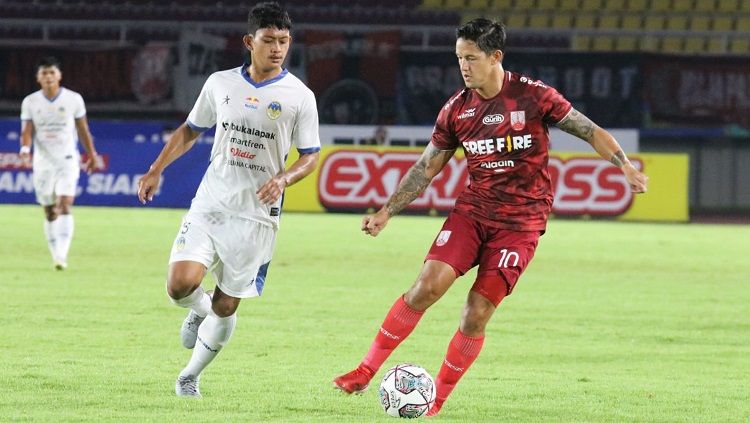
top-left (175, 375), bottom-right (201, 397)
top-left (54, 260), bottom-right (67, 271)
top-left (181, 310), bottom-right (206, 349)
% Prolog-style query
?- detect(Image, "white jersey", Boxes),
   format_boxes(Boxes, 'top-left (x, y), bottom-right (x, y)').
top-left (20, 87), bottom-right (86, 171)
top-left (186, 65), bottom-right (321, 229)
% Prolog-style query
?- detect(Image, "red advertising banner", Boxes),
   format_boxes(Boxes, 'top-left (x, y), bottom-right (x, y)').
top-left (316, 149), bottom-right (643, 217)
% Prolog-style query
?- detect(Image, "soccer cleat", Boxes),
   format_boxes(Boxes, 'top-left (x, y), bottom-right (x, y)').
top-left (425, 399), bottom-right (443, 417)
top-left (175, 375), bottom-right (201, 397)
top-left (333, 365), bottom-right (375, 395)
top-left (54, 260), bottom-right (67, 271)
top-left (180, 290), bottom-right (213, 349)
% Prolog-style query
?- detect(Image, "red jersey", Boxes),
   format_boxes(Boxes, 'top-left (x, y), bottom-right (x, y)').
top-left (431, 71), bottom-right (572, 231)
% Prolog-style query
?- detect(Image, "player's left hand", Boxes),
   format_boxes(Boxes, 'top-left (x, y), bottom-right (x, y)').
top-left (257, 174), bottom-right (288, 204)
top-left (623, 164), bottom-right (648, 193)
top-left (84, 153), bottom-right (101, 174)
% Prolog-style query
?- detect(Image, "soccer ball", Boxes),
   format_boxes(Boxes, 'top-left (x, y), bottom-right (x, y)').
top-left (378, 364), bottom-right (436, 418)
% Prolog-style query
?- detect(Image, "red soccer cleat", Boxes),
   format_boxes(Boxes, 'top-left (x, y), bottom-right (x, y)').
top-left (333, 365), bottom-right (375, 395)
top-left (426, 399), bottom-right (443, 417)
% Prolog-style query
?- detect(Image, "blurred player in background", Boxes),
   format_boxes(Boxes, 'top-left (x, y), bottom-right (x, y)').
top-left (333, 18), bottom-right (649, 416)
top-left (137, 2), bottom-right (320, 397)
top-left (20, 56), bottom-right (99, 270)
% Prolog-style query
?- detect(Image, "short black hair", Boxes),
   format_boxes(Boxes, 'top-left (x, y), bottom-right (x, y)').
top-left (456, 18), bottom-right (506, 55)
top-left (247, 2), bottom-right (292, 35)
top-left (37, 56), bottom-right (61, 70)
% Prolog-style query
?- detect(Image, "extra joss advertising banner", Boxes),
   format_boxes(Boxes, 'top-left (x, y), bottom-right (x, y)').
top-left (284, 146), bottom-right (688, 222)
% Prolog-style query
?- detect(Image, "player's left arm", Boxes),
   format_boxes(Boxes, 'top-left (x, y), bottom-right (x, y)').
top-left (257, 151), bottom-right (320, 205)
top-left (556, 108), bottom-right (648, 193)
top-left (74, 116), bottom-right (100, 174)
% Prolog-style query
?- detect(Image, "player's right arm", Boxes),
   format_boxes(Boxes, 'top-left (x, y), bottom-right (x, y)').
top-left (19, 120), bottom-right (34, 168)
top-left (362, 144), bottom-right (455, 237)
top-left (19, 97), bottom-right (33, 168)
top-left (137, 123), bottom-right (201, 204)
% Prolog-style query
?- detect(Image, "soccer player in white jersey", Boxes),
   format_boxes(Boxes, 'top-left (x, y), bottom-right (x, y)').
top-left (137, 2), bottom-right (320, 397)
top-left (20, 56), bottom-right (99, 270)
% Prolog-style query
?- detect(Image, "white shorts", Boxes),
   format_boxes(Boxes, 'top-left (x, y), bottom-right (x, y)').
top-left (169, 211), bottom-right (277, 298)
top-left (33, 167), bottom-right (79, 206)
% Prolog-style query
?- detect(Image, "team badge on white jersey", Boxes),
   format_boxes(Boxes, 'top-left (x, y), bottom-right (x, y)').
top-left (266, 101), bottom-right (282, 120)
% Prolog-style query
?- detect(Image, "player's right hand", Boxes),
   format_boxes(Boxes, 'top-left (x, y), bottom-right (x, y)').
top-left (19, 151), bottom-right (31, 168)
top-left (137, 170), bottom-right (161, 205)
top-left (362, 209), bottom-right (390, 237)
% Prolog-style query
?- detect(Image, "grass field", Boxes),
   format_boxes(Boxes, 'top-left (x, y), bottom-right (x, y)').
top-left (1, 204), bottom-right (749, 422)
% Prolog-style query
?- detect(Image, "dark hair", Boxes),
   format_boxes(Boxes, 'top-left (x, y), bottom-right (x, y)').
top-left (247, 2), bottom-right (292, 35)
top-left (456, 18), bottom-right (506, 55)
top-left (37, 56), bottom-right (61, 69)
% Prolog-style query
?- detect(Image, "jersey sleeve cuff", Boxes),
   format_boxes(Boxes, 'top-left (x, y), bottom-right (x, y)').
top-left (186, 119), bottom-right (213, 132)
top-left (297, 146), bottom-right (321, 154)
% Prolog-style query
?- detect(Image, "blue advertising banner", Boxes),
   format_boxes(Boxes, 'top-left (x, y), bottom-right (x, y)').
top-left (0, 118), bottom-right (213, 208)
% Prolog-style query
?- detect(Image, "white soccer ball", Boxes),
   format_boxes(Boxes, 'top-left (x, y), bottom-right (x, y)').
top-left (378, 364), bottom-right (436, 418)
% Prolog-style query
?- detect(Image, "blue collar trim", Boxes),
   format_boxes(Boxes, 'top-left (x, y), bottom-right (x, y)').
top-left (43, 87), bottom-right (63, 103)
top-left (241, 63), bottom-right (288, 88)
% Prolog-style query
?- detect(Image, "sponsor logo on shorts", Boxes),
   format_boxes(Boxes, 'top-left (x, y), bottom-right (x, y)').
top-left (435, 230), bottom-right (451, 246)
top-left (270, 207), bottom-right (280, 216)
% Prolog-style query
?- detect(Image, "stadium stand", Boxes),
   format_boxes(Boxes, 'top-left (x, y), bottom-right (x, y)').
top-left (420, 0), bottom-right (750, 54)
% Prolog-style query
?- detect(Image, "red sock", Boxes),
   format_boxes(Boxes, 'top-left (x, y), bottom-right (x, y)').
top-left (361, 295), bottom-right (424, 373)
top-left (434, 330), bottom-right (485, 408)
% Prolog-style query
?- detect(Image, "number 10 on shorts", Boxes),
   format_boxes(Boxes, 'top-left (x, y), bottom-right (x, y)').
top-left (497, 249), bottom-right (519, 268)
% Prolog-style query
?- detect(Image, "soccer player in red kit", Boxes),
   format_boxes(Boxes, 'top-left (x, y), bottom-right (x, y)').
top-left (333, 18), bottom-right (649, 416)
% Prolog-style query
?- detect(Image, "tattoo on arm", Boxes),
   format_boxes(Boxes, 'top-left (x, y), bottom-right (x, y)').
top-left (610, 150), bottom-right (628, 168)
top-left (385, 145), bottom-right (448, 216)
top-left (556, 108), bottom-right (596, 141)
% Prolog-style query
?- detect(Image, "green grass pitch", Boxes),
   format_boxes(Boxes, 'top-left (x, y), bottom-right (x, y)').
top-left (1, 204), bottom-right (748, 422)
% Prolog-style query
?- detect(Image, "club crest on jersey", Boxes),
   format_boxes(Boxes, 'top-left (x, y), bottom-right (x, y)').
top-left (510, 111), bottom-right (526, 130)
top-left (266, 101), bottom-right (282, 120)
top-left (435, 230), bottom-right (452, 246)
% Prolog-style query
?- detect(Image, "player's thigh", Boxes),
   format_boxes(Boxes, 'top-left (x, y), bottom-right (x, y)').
top-left (212, 216), bottom-right (276, 299)
top-left (471, 229), bottom-right (541, 306)
top-left (424, 212), bottom-right (483, 276)
top-left (168, 213), bottom-right (215, 290)
top-left (54, 170), bottom-right (79, 199)
top-left (33, 168), bottom-right (56, 206)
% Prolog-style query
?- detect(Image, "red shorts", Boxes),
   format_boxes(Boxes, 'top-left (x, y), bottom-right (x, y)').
top-left (425, 211), bottom-right (541, 306)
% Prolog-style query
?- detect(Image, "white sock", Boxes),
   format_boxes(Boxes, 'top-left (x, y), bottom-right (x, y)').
top-left (171, 286), bottom-right (212, 317)
top-left (55, 214), bottom-right (74, 262)
top-left (43, 219), bottom-right (58, 261)
top-left (180, 311), bottom-right (237, 378)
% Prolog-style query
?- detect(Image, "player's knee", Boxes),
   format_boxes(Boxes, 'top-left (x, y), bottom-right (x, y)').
top-left (57, 204), bottom-right (71, 214)
top-left (460, 295), bottom-right (496, 336)
top-left (166, 272), bottom-right (201, 299)
top-left (406, 278), bottom-right (441, 309)
top-left (211, 297), bottom-right (239, 317)
top-left (44, 208), bottom-right (57, 221)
